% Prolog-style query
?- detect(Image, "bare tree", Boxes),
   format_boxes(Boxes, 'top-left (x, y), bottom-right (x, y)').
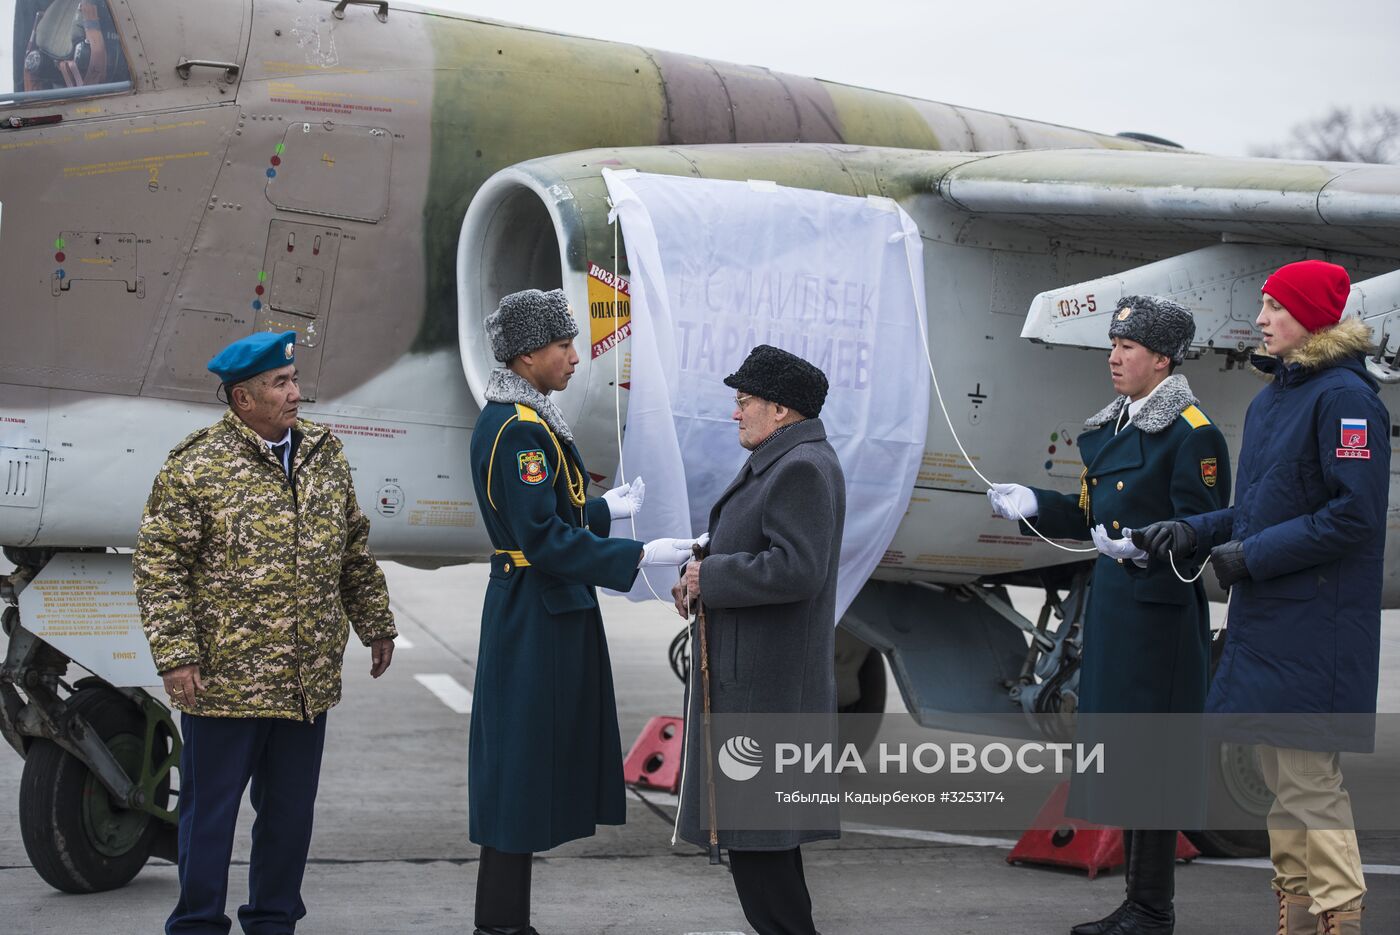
top-left (1251, 106), bottom-right (1400, 164)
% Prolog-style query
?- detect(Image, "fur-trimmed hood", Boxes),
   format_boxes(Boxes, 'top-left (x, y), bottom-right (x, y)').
top-left (1250, 315), bottom-right (1375, 380)
top-left (1083, 373), bottom-right (1199, 435)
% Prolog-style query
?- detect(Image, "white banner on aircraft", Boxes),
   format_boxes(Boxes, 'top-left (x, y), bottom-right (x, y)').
top-left (602, 169), bottom-right (929, 620)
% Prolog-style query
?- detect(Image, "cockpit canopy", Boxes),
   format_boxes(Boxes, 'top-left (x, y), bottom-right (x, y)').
top-left (3, 0), bottom-right (131, 106)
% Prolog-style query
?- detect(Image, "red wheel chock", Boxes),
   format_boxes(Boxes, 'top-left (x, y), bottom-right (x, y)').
top-left (1006, 781), bottom-right (1199, 879)
top-left (623, 716), bottom-right (683, 794)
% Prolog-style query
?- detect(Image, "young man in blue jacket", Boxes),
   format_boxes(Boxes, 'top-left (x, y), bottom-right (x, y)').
top-left (1138, 261), bottom-right (1388, 935)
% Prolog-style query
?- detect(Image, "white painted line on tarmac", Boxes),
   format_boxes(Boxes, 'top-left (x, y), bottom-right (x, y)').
top-left (415, 673), bottom-right (472, 713)
top-left (395, 636), bottom-right (415, 649)
top-left (843, 823), bottom-right (1016, 848)
top-left (1195, 857), bottom-right (1400, 875)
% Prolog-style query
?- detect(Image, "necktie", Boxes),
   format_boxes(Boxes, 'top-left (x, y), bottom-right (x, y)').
top-left (270, 441), bottom-right (290, 477)
top-left (1116, 406), bottom-right (1130, 434)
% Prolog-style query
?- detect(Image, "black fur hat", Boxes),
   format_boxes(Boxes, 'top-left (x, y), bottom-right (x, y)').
top-left (1108, 295), bottom-right (1196, 364)
top-left (485, 288), bottom-right (579, 362)
top-left (723, 345), bottom-right (829, 418)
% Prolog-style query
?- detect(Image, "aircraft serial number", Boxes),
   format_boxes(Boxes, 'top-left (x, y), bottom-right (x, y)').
top-left (1055, 294), bottom-right (1097, 317)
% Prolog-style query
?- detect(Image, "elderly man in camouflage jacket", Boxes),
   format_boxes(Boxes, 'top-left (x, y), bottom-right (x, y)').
top-left (135, 330), bottom-right (395, 935)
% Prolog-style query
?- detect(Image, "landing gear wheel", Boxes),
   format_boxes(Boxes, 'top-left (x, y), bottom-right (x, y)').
top-left (18, 687), bottom-right (171, 893)
top-left (1185, 828), bottom-right (1270, 859)
top-left (1185, 741), bottom-right (1271, 859)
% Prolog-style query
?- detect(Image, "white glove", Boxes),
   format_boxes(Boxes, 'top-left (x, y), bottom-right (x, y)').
top-left (640, 537), bottom-right (698, 568)
top-left (1091, 524), bottom-right (1149, 567)
top-left (986, 483), bottom-right (1038, 520)
top-left (603, 476), bottom-right (645, 521)
top-left (696, 533), bottom-right (710, 550)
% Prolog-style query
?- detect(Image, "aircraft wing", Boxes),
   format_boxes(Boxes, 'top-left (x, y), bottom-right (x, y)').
top-left (932, 149), bottom-right (1400, 253)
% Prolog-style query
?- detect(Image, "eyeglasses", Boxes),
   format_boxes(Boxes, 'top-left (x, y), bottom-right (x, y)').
top-left (734, 394), bottom-right (755, 409)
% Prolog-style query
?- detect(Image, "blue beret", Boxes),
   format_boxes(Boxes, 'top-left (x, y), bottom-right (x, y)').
top-left (207, 331), bottom-right (297, 385)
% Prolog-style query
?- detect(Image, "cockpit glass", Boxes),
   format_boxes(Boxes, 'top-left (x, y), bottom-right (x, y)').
top-left (2, 0), bottom-right (132, 106)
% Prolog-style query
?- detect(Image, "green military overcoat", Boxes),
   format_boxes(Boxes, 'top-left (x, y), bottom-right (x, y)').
top-left (468, 399), bottom-right (642, 854)
top-left (1023, 375), bottom-right (1231, 823)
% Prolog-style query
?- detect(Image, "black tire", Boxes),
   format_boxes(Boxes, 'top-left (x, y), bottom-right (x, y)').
top-left (1185, 828), bottom-right (1270, 859)
top-left (838, 650), bottom-right (887, 756)
top-left (18, 687), bottom-right (171, 893)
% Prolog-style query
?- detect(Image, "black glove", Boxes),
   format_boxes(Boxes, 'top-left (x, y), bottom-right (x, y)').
top-left (1131, 520), bottom-right (1197, 563)
top-left (1208, 540), bottom-right (1250, 589)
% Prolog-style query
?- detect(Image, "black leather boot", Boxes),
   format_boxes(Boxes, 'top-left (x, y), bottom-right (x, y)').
top-left (1102, 830), bottom-right (1175, 935)
top-left (1071, 830), bottom-right (1134, 935)
top-left (474, 846), bottom-right (536, 935)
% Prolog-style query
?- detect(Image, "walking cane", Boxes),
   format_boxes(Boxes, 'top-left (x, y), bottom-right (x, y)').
top-left (691, 544), bottom-right (721, 865)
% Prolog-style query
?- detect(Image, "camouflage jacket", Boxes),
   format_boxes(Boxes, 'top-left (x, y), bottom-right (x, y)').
top-left (134, 410), bottom-right (395, 720)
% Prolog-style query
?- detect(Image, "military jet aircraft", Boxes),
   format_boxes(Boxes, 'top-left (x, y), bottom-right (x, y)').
top-left (3, 0), bottom-right (1399, 892)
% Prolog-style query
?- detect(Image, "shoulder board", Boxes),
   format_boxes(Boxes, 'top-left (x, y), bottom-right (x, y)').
top-left (514, 403), bottom-right (541, 423)
top-left (1180, 405), bottom-right (1211, 429)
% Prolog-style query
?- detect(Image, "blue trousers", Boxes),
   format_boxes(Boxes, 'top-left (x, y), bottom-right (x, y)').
top-left (167, 713), bottom-right (328, 935)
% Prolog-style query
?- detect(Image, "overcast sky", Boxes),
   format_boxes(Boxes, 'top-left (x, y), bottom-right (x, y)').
top-left (4, 1), bottom-right (1396, 156)
top-left (420, 0), bottom-right (1398, 157)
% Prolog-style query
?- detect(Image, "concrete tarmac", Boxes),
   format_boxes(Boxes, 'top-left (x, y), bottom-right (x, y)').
top-left (2, 562), bottom-right (1398, 934)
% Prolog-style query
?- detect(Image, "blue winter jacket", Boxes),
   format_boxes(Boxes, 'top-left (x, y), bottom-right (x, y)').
top-left (1184, 318), bottom-right (1388, 750)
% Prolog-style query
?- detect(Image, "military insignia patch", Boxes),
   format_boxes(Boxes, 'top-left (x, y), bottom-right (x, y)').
top-left (284, 341), bottom-right (295, 360)
top-left (1116, 308), bottom-right (1132, 321)
top-left (1337, 418), bottom-right (1371, 459)
top-left (1200, 458), bottom-right (1218, 487)
top-left (518, 449), bottom-right (548, 484)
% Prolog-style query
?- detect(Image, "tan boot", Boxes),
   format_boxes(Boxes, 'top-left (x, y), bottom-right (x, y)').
top-left (1275, 891), bottom-right (1313, 935)
top-left (1317, 906), bottom-right (1362, 935)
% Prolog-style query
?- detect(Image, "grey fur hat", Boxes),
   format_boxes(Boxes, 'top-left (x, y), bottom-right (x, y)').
top-left (1108, 295), bottom-right (1196, 364)
top-left (485, 288), bottom-right (579, 362)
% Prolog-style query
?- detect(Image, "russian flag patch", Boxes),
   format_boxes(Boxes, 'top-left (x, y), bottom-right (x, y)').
top-left (1338, 418), bottom-right (1370, 459)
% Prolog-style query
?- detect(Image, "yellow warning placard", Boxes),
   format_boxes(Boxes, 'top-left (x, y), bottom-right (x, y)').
top-left (587, 262), bottom-right (631, 359)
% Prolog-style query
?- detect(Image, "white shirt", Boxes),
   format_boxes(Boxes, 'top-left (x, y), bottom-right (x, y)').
top-left (1118, 380), bottom-right (1169, 431)
top-left (266, 427), bottom-right (293, 475)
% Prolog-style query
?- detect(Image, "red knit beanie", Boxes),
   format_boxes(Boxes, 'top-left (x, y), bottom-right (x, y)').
top-left (1261, 260), bottom-right (1350, 333)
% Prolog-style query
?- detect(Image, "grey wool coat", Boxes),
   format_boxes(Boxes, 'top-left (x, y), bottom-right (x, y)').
top-left (676, 418), bottom-right (846, 851)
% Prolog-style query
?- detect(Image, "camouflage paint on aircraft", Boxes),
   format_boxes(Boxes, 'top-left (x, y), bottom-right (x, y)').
top-left (419, 14), bottom-right (1146, 352)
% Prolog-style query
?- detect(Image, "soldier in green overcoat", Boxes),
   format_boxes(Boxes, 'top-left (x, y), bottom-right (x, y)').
top-left (467, 288), bottom-right (697, 935)
top-left (988, 297), bottom-right (1231, 935)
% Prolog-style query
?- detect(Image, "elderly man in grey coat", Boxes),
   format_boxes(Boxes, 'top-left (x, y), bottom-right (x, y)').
top-left (671, 344), bottom-right (846, 935)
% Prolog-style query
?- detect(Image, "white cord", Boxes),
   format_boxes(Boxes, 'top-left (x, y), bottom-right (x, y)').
top-left (898, 235), bottom-right (1096, 555)
top-left (1168, 551), bottom-right (1209, 583)
top-left (603, 214), bottom-right (1204, 587)
top-left (897, 231), bottom-right (1212, 583)
top-left (608, 210), bottom-right (674, 606)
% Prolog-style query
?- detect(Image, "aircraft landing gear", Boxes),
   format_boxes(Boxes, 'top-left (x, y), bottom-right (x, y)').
top-left (2, 549), bottom-right (180, 893)
top-left (19, 683), bottom-right (177, 892)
